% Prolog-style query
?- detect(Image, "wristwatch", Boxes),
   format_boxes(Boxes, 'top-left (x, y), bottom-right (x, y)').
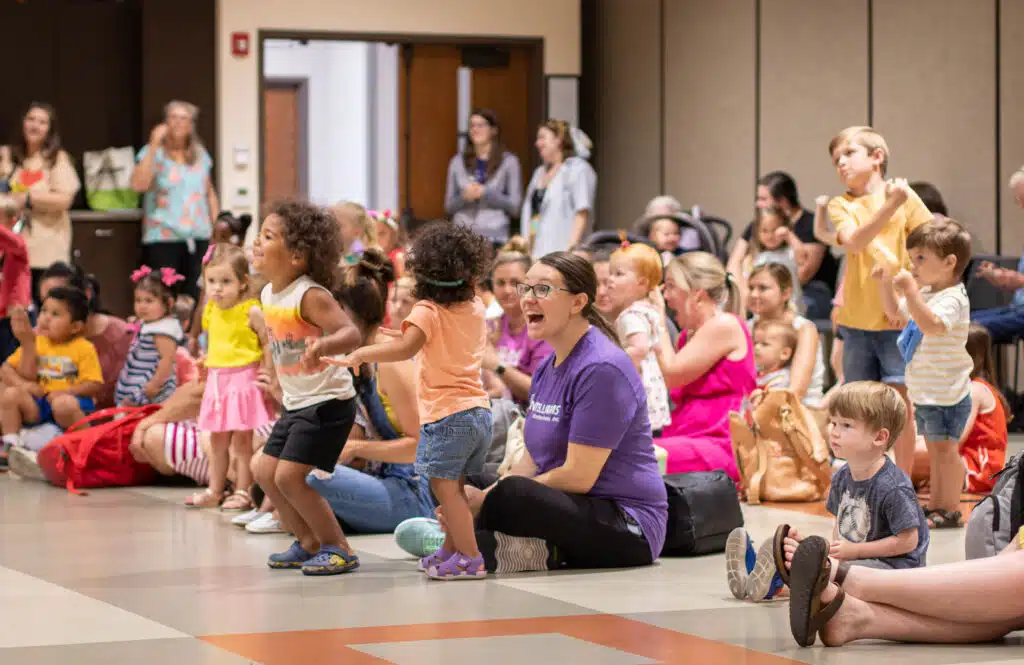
top-left (495, 364), bottom-right (506, 376)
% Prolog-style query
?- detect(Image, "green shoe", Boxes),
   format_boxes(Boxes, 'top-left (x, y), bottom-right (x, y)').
top-left (394, 517), bottom-right (446, 558)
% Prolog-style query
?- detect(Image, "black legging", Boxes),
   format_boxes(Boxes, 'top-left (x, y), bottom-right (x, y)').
top-left (475, 475), bottom-right (653, 572)
top-left (142, 240), bottom-right (209, 300)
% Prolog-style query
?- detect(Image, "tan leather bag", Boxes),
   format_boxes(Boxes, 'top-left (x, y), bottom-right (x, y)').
top-left (729, 389), bottom-right (832, 504)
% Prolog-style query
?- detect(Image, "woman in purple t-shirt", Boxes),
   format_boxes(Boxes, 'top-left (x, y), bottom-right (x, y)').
top-left (465, 252), bottom-right (668, 573)
top-left (480, 239), bottom-right (553, 404)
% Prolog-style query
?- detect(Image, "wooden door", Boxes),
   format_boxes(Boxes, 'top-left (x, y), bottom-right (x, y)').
top-left (263, 82), bottom-right (302, 204)
top-left (398, 44), bottom-right (461, 222)
top-left (471, 46), bottom-right (534, 184)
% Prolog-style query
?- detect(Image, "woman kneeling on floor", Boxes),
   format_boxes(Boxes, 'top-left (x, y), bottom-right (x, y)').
top-left (446, 251), bottom-right (668, 573)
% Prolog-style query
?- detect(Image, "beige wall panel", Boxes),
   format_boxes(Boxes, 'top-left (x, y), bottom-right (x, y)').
top-left (1000, 0), bottom-right (1024, 256)
top-left (217, 0), bottom-right (580, 211)
top-left (873, 0), bottom-right (996, 252)
top-left (593, 0), bottom-right (662, 231)
top-left (663, 0), bottom-right (756, 233)
top-left (760, 0), bottom-right (868, 209)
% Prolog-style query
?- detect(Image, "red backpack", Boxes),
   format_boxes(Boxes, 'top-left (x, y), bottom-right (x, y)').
top-left (37, 406), bottom-right (160, 494)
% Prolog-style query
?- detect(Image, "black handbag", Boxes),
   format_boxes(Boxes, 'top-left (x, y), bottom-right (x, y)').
top-left (661, 470), bottom-right (744, 557)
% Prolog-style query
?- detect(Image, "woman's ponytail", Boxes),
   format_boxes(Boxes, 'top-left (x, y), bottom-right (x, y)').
top-left (585, 305), bottom-right (621, 347)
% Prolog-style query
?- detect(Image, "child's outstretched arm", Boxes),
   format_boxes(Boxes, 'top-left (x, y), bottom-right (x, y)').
top-left (834, 179), bottom-right (909, 253)
top-left (330, 324), bottom-right (426, 368)
top-left (813, 196), bottom-right (837, 246)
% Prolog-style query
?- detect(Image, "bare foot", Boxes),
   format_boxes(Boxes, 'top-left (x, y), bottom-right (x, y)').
top-left (818, 581), bottom-right (868, 647)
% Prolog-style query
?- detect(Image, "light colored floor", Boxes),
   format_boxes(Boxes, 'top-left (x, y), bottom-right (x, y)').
top-left (1, 441), bottom-right (1023, 664)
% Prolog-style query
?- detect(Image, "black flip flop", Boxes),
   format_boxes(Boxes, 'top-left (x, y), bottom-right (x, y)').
top-left (788, 536), bottom-right (846, 648)
top-left (772, 524), bottom-right (792, 586)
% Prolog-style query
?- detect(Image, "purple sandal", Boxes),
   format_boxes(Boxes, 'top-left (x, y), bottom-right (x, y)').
top-left (427, 552), bottom-right (487, 581)
top-left (418, 548), bottom-right (453, 573)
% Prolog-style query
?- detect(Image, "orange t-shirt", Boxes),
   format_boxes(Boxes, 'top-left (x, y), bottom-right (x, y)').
top-left (403, 297), bottom-right (489, 425)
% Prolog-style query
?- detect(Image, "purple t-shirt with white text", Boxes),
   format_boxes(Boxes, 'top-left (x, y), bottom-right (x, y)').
top-left (524, 328), bottom-right (668, 559)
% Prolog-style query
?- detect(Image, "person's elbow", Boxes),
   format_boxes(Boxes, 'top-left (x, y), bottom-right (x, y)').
top-left (560, 465), bottom-right (600, 494)
top-left (895, 527), bottom-right (919, 555)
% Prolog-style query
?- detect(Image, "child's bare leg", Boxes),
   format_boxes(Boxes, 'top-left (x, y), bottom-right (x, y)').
top-left (927, 440), bottom-right (964, 515)
top-left (0, 386), bottom-right (38, 436)
top-left (274, 460), bottom-right (353, 555)
top-left (207, 432), bottom-right (231, 495)
top-left (910, 436), bottom-right (930, 487)
top-left (49, 395), bottom-right (86, 429)
top-left (230, 431), bottom-right (254, 490)
top-left (255, 455), bottom-right (316, 551)
top-left (890, 384), bottom-right (916, 476)
top-left (430, 477), bottom-right (479, 557)
top-left (830, 338), bottom-right (844, 385)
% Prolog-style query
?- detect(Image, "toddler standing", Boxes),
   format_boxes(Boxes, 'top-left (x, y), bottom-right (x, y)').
top-left (876, 218), bottom-right (973, 528)
top-left (334, 222), bottom-right (494, 580)
top-left (189, 244), bottom-right (272, 510)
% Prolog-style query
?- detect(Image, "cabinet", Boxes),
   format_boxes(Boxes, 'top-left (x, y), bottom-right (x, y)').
top-left (71, 211), bottom-right (142, 318)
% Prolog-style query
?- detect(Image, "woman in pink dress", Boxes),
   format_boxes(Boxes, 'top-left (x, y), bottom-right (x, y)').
top-left (654, 252), bottom-right (755, 479)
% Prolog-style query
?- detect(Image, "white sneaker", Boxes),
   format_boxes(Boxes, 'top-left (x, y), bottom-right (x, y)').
top-left (246, 512), bottom-right (285, 534)
top-left (8, 447), bottom-right (44, 481)
top-left (231, 509), bottom-right (264, 527)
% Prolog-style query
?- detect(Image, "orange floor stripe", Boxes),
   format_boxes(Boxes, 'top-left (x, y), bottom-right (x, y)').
top-left (202, 614), bottom-right (805, 665)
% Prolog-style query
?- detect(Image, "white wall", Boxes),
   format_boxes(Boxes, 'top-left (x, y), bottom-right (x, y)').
top-left (263, 39), bottom-right (399, 209)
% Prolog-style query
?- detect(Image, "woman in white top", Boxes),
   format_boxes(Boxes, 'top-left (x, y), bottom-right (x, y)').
top-left (746, 262), bottom-right (824, 407)
top-left (521, 120), bottom-right (597, 259)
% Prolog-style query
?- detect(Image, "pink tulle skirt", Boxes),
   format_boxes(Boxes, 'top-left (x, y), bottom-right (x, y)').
top-left (198, 364), bottom-right (273, 433)
top-left (655, 435), bottom-right (739, 481)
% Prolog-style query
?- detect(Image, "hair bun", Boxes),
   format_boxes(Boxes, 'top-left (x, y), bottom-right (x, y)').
top-left (357, 247), bottom-right (396, 284)
top-left (500, 235), bottom-right (529, 256)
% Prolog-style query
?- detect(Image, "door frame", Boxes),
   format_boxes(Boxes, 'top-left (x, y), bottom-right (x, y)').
top-left (256, 30), bottom-right (545, 214)
top-left (263, 76), bottom-right (310, 201)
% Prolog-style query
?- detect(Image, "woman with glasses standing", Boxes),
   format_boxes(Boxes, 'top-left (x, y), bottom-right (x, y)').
top-left (444, 109), bottom-right (522, 246)
top-left (463, 251), bottom-right (667, 574)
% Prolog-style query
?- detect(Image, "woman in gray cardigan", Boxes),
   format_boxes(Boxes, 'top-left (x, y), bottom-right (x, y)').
top-left (444, 109), bottom-right (522, 244)
top-left (521, 120), bottom-right (597, 259)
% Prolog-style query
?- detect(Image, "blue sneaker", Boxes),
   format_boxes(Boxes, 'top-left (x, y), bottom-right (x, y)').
top-left (395, 517), bottom-right (446, 558)
top-left (725, 527), bottom-right (756, 599)
top-left (267, 540), bottom-right (313, 569)
top-left (746, 538), bottom-right (785, 601)
top-left (301, 546), bottom-right (360, 576)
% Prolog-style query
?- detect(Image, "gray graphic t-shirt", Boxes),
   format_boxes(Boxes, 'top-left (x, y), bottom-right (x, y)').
top-left (826, 458), bottom-right (929, 569)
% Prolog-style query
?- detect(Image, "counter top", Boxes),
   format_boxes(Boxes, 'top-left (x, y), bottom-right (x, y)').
top-left (70, 209), bottom-right (143, 222)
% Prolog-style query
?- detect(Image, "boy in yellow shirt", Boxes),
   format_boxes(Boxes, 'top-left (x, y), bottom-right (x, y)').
top-left (827, 126), bottom-right (935, 476)
top-left (0, 287), bottom-right (103, 468)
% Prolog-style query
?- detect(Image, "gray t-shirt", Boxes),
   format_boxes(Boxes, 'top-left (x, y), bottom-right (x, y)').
top-left (826, 458), bottom-right (929, 569)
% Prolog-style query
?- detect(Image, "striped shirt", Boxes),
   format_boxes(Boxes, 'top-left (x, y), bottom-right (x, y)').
top-left (114, 318), bottom-right (183, 405)
top-left (900, 283), bottom-right (972, 406)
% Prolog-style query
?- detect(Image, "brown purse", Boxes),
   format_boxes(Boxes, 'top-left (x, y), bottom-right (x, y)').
top-left (729, 389), bottom-right (832, 504)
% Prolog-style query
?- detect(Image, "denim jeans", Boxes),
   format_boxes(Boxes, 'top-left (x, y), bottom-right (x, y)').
top-left (306, 464), bottom-right (435, 534)
top-left (971, 305), bottom-right (1024, 345)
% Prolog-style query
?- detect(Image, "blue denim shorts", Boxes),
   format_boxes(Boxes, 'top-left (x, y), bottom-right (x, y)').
top-left (914, 393), bottom-right (972, 442)
top-left (837, 327), bottom-right (906, 384)
top-left (415, 407), bottom-right (493, 481)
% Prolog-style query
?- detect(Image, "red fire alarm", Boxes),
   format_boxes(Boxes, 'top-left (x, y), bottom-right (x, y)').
top-left (231, 32), bottom-right (250, 58)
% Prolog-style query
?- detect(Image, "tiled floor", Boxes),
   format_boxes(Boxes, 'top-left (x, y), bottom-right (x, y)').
top-left (2, 442), bottom-right (1023, 664)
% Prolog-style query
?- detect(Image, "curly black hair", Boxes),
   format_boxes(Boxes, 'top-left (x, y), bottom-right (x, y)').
top-left (407, 221), bottom-right (491, 305)
top-left (271, 200), bottom-right (343, 290)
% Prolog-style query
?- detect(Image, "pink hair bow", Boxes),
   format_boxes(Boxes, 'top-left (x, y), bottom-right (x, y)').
top-left (202, 244), bottom-right (215, 265)
top-left (130, 265), bottom-right (152, 283)
top-left (160, 267), bottom-right (186, 287)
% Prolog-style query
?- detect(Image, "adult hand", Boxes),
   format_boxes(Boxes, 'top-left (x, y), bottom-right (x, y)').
top-left (9, 306), bottom-right (34, 345)
top-left (465, 484), bottom-right (488, 517)
top-left (149, 124), bottom-right (169, 147)
top-left (463, 183), bottom-right (484, 201)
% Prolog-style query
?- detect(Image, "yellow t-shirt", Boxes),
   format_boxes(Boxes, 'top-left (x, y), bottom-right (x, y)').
top-left (829, 188), bottom-right (934, 331)
top-left (6, 335), bottom-right (103, 393)
top-left (203, 298), bottom-right (263, 368)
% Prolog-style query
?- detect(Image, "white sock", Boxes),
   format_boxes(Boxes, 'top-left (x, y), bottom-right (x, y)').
top-left (2, 433), bottom-right (19, 449)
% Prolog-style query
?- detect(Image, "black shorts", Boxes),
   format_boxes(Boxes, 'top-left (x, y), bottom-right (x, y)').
top-left (262, 398), bottom-right (357, 472)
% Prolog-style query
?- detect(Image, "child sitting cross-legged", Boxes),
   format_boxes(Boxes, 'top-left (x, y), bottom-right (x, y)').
top-left (0, 287), bottom-right (103, 471)
top-left (728, 381), bottom-right (930, 606)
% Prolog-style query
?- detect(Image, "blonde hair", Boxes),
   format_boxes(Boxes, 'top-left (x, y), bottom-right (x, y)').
top-left (203, 243), bottom-right (253, 299)
top-left (665, 251), bottom-right (740, 314)
top-left (828, 125), bottom-right (890, 177)
top-left (828, 381), bottom-right (907, 450)
top-left (333, 201), bottom-right (378, 249)
top-left (164, 100), bottom-right (206, 166)
top-left (394, 275), bottom-right (415, 293)
top-left (491, 235), bottom-right (531, 275)
top-left (611, 234), bottom-right (663, 294)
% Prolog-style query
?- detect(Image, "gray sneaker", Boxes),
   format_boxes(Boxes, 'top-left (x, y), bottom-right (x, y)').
top-left (8, 447), bottom-right (44, 481)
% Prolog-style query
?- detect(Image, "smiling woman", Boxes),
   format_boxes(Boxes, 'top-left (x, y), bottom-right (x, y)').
top-left (467, 251), bottom-right (668, 574)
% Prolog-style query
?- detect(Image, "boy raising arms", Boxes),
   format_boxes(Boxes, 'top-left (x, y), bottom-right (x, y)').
top-left (827, 126), bottom-right (935, 475)
top-left (875, 219), bottom-right (973, 528)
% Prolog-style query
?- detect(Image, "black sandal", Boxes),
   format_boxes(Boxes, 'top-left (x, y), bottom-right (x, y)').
top-left (789, 536), bottom-right (846, 648)
top-left (928, 509), bottom-right (963, 529)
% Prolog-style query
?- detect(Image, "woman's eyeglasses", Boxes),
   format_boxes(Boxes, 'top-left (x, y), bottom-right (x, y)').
top-left (516, 283), bottom-right (572, 299)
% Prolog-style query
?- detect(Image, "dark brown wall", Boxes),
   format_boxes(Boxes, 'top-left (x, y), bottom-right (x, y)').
top-left (0, 0), bottom-right (217, 205)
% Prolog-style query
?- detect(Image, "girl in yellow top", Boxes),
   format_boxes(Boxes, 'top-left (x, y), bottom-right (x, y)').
top-left (192, 244), bottom-right (272, 510)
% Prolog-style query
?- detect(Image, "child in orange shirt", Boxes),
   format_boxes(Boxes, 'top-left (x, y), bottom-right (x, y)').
top-left (335, 222), bottom-right (493, 580)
